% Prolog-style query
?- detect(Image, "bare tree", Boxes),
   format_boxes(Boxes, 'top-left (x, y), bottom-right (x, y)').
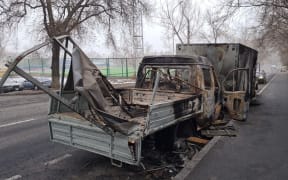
top-left (0, 34), bottom-right (4, 59)
top-left (160, 0), bottom-right (203, 46)
top-left (223, 0), bottom-right (288, 65)
top-left (0, 28), bottom-right (7, 60)
top-left (200, 10), bottom-right (230, 43)
top-left (0, 0), bottom-right (150, 88)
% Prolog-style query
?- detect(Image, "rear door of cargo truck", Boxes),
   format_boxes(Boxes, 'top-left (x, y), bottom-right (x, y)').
top-left (223, 68), bottom-right (249, 120)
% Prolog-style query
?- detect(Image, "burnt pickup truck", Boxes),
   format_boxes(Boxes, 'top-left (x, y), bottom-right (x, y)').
top-left (0, 36), bottom-right (223, 166)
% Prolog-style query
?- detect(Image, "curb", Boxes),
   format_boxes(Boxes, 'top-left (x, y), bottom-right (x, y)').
top-left (173, 136), bottom-right (223, 180)
top-left (0, 90), bottom-right (45, 96)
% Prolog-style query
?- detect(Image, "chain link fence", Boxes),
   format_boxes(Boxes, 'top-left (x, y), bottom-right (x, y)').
top-left (16, 57), bottom-right (51, 77)
top-left (7, 57), bottom-right (139, 78)
top-left (90, 58), bottom-right (138, 78)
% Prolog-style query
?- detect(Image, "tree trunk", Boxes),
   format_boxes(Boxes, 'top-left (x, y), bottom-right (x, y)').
top-left (187, 19), bottom-right (190, 44)
top-left (51, 40), bottom-right (60, 89)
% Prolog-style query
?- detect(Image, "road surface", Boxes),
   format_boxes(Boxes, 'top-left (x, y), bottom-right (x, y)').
top-left (185, 72), bottom-right (288, 180)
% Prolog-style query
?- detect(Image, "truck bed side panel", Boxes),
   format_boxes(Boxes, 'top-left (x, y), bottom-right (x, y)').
top-left (49, 117), bottom-right (141, 165)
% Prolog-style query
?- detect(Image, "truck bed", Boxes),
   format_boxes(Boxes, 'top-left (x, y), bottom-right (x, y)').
top-left (48, 89), bottom-right (202, 165)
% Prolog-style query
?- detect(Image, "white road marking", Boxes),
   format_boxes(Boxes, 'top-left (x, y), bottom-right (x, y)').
top-left (0, 118), bottom-right (37, 128)
top-left (257, 74), bottom-right (277, 95)
top-left (44, 153), bottom-right (72, 166)
top-left (4, 175), bottom-right (22, 180)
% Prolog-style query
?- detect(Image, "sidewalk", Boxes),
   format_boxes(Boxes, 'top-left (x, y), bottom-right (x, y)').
top-left (184, 73), bottom-right (288, 180)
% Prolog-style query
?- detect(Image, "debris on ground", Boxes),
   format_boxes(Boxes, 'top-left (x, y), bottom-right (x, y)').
top-left (136, 136), bottom-right (207, 179)
top-left (211, 119), bottom-right (230, 126)
top-left (186, 137), bottom-right (209, 145)
top-left (125, 121), bottom-right (236, 179)
top-left (201, 122), bottom-right (237, 137)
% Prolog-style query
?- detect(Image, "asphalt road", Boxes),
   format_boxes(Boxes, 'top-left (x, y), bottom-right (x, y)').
top-left (186, 72), bottom-right (288, 180)
top-left (0, 94), bottom-right (143, 180)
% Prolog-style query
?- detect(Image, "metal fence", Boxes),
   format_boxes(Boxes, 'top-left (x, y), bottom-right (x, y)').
top-left (90, 58), bottom-right (137, 78)
top-left (11, 57), bottom-right (138, 78)
top-left (16, 57), bottom-right (51, 77)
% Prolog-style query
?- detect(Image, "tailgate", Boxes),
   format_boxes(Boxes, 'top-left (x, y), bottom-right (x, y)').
top-left (48, 114), bottom-right (141, 166)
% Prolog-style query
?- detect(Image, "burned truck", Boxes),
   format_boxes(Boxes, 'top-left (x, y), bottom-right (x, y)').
top-left (0, 36), bottom-right (257, 167)
top-left (0, 36), bottom-right (223, 166)
top-left (176, 43), bottom-right (258, 120)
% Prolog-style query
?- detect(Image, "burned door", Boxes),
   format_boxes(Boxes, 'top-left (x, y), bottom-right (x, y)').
top-left (223, 68), bottom-right (249, 120)
top-left (200, 67), bottom-right (215, 124)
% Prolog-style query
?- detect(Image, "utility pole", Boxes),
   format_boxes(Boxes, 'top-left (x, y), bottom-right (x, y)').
top-left (132, 0), bottom-right (144, 75)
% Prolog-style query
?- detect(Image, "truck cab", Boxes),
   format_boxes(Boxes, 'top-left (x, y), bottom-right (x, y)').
top-left (135, 55), bottom-right (221, 127)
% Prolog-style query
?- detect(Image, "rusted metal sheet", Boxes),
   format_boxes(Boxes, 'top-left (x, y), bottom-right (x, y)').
top-left (186, 137), bottom-right (209, 145)
top-left (201, 125), bottom-right (237, 137)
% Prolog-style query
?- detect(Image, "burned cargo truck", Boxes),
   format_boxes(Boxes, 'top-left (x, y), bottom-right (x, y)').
top-left (176, 43), bottom-right (258, 120)
top-left (0, 36), bottom-right (222, 166)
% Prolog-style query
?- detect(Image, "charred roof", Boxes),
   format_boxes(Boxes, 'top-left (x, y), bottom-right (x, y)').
top-left (176, 43), bottom-right (258, 53)
top-left (141, 55), bottom-right (212, 67)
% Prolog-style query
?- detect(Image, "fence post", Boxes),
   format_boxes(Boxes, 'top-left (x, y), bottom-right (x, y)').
top-left (41, 58), bottom-right (44, 75)
top-left (121, 58), bottom-right (124, 77)
top-left (126, 58), bottom-right (128, 77)
top-left (106, 58), bottom-right (111, 77)
top-left (28, 59), bottom-right (31, 73)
